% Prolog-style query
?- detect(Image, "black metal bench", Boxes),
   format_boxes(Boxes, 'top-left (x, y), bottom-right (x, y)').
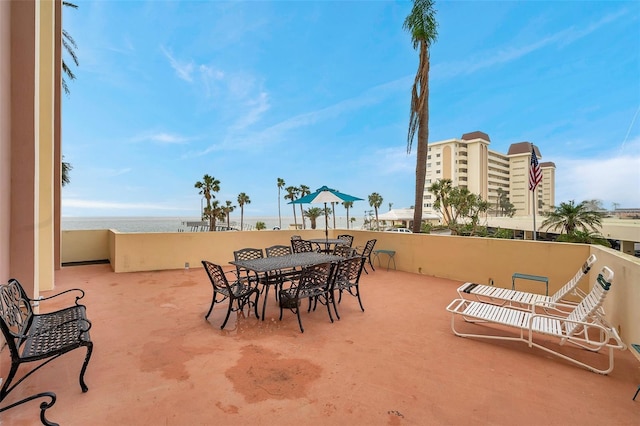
top-left (0, 278), bottom-right (93, 426)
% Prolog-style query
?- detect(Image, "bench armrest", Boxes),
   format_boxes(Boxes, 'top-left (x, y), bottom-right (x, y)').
top-left (34, 288), bottom-right (86, 306)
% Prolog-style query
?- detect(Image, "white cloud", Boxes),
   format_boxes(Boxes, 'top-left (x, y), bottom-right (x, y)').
top-left (91, 167), bottom-right (132, 177)
top-left (131, 132), bottom-right (192, 144)
top-left (555, 138), bottom-right (640, 208)
top-left (160, 45), bottom-right (194, 82)
top-left (434, 7), bottom-right (628, 79)
top-left (62, 198), bottom-right (189, 211)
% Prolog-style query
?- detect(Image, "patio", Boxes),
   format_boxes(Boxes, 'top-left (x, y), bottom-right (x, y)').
top-left (1, 263), bottom-right (638, 425)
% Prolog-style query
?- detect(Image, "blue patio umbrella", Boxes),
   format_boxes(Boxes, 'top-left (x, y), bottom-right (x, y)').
top-left (289, 186), bottom-right (363, 243)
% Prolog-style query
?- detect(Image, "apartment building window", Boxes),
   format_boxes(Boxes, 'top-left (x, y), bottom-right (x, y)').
top-left (460, 177), bottom-right (467, 181)
top-left (427, 163), bottom-right (431, 168)
top-left (436, 161), bottom-right (441, 165)
top-left (426, 179), bottom-right (431, 183)
top-left (425, 195), bottom-right (431, 199)
top-left (424, 203), bottom-right (432, 208)
top-left (427, 155), bottom-right (431, 159)
top-left (436, 170), bottom-right (441, 174)
top-left (436, 153), bottom-right (441, 157)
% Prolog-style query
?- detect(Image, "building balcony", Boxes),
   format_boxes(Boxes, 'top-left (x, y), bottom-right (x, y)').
top-left (2, 229), bottom-right (639, 424)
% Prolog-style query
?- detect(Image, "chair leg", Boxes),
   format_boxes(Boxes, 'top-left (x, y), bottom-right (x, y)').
top-left (355, 286), bottom-right (365, 312)
top-left (252, 289), bottom-right (260, 319)
top-left (205, 291), bottom-right (217, 319)
top-left (296, 307), bottom-right (304, 333)
top-left (325, 295), bottom-right (334, 323)
top-left (633, 385), bottom-right (640, 401)
top-left (220, 303), bottom-right (233, 329)
top-left (332, 290), bottom-right (341, 320)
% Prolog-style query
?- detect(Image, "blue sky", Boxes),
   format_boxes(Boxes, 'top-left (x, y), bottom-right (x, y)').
top-left (62, 0), bottom-right (640, 219)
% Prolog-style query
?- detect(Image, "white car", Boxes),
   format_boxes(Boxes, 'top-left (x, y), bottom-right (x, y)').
top-left (387, 228), bottom-right (412, 233)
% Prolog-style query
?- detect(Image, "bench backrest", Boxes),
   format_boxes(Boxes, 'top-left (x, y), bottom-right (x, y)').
top-left (0, 280), bottom-right (34, 358)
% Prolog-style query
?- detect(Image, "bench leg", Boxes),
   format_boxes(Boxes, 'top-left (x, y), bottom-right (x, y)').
top-left (634, 385), bottom-right (640, 401)
top-left (79, 343), bottom-right (93, 393)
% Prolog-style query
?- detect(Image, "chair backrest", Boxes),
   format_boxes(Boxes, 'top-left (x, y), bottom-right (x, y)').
top-left (549, 254), bottom-right (597, 303)
top-left (233, 248), bottom-right (264, 262)
top-left (296, 262), bottom-right (334, 297)
top-left (333, 256), bottom-right (366, 285)
top-left (201, 260), bottom-right (231, 293)
top-left (266, 245), bottom-right (292, 257)
top-left (564, 266), bottom-right (613, 336)
top-left (291, 239), bottom-right (315, 253)
top-left (337, 234), bottom-right (354, 247)
top-left (361, 239), bottom-right (377, 256)
top-left (333, 244), bottom-right (356, 258)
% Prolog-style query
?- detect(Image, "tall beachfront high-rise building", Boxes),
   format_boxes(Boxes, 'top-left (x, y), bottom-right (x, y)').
top-left (422, 131), bottom-right (555, 217)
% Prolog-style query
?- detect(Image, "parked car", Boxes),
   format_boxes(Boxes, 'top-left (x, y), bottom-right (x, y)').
top-left (386, 228), bottom-right (412, 233)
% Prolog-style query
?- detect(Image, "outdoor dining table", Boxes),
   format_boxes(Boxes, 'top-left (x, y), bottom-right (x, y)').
top-left (308, 238), bottom-right (346, 253)
top-left (230, 252), bottom-right (343, 321)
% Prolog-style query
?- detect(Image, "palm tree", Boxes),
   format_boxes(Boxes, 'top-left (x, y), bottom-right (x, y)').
top-left (556, 230), bottom-right (611, 247)
top-left (237, 192), bottom-right (250, 231)
top-left (284, 186), bottom-right (300, 229)
top-left (428, 178), bottom-right (453, 225)
top-left (194, 174), bottom-right (221, 231)
top-left (277, 178), bottom-right (285, 229)
top-left (343, 201), bottom-right (353, 230)
top-left (304, 207), bottom-right (324, 229)
top-left (62, 2), bottom-right (79, 96)
top-left (298, 184), bottom-right (310, 229)
top-left (62, 156), bottom-right (72, 186)
top-left (222, 200), bottom-right (235, 229)
top-left (404, 0), bottom-right (438, 233)
top-left (368, 192), bottom-right (383, 231)
top-left (541, 200), bottom-right (606, 235)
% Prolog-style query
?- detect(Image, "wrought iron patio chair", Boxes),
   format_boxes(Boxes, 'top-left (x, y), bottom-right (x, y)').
top-left (201, 261), bottom-right (260, 329)
top-left (265, 245), bottom-right (298, 298)
top-left (355, 239), bottom-right (377, 274)
top-left (279, 262), bottom-right (335, 333)
top-left (291, 239), bottom-right (319, 253)
top-left (337, 234), bottom-right (354, 247)
top-left (233, 247), bottom-right (264, 285)
top-left (331, 256), bottom-right (366, 320)
top-left (333, 244), bottom-right (357, 258)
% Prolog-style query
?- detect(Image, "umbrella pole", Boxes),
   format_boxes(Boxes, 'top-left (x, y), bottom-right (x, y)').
top-left (324, 202), bottom-right (329, 248)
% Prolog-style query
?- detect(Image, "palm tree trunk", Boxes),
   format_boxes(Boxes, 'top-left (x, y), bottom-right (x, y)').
top-left (412, 46), bottom-right (430, 233)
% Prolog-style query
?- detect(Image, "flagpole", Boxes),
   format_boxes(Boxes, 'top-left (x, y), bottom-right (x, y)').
top-left (532, 189), bottom-right (537, 241)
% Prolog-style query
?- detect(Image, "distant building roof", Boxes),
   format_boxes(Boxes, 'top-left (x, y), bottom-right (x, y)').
top-left (508, 141), bottom-right (541, 157)
top-left (540, 161), bottom-right (555, 168)
top-left (461, 131), bottom-right (490, 142)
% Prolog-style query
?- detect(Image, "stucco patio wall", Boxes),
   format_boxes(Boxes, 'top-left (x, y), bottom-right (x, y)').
top-left (61, 229), bottom-right (639, 344)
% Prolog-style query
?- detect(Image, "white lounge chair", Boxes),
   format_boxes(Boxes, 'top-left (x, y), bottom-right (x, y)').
top-left (457, 254), bottom-right (597, 313)
top-left (446, 266), bottom-right (626, 374)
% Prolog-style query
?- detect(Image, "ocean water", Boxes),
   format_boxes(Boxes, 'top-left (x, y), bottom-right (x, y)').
top-left (61, 215), bottom-right (367, 233)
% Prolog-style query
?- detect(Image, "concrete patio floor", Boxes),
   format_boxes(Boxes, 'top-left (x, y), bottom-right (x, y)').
top-left (1, 263), bottom-right (638, 425)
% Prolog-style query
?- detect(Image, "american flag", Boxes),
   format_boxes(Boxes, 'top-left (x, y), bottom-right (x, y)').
top-left (529, 146), bottom-right (542, 191)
